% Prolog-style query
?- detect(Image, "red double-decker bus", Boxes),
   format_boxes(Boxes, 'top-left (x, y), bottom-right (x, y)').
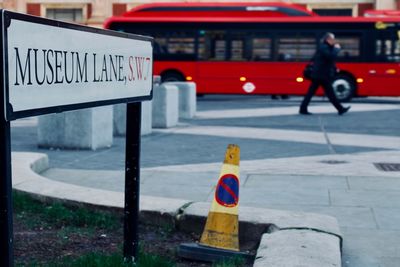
top-left (105, 2), bottom-right (400, 102)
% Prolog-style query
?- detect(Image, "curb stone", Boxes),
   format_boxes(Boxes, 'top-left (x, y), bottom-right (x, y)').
top-left (12, 152), bottom-right (342, 266)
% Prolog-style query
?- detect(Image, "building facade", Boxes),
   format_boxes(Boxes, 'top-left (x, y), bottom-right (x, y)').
top-left (0, 0), bottom-right (399, 27)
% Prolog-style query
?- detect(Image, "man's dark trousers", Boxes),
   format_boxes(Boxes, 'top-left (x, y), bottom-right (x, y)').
top-left (300, 78), bottom-right (344, 112)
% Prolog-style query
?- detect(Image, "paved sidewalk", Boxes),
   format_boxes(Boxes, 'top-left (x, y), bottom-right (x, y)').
top-left (11, 96), bottom-right (400, 267)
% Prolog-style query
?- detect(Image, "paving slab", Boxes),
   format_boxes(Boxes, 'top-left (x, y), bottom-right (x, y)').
top-left (237, 204), bottom-right (378, 230)
top-left (341, 227), bottom-right (400, 266)
top-left (330, 189), bottom-right (400, 208)
top-left (347, 176), bottom-right (400, 191)
top-left (141, 183), bottom-right (213, 202)
top-left (236, 187), bottom-right (330, 206)
top-left (372, 207), bottom-right (400, 230)
top-left (244, 174), bottom-right (349, 189)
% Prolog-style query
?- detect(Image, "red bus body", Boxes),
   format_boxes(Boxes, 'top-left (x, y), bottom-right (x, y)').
top-left (105, 4), bottom-right (400, 100)
top-left (122, 2), bottom-right (316, 17)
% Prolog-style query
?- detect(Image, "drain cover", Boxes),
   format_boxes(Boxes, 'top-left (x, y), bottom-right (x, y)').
top-left (320, 160), bottom-right (348, 165)
top-left (374, 163), bottom-right (400, 172)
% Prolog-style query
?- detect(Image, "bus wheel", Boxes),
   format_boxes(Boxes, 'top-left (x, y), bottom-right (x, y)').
top-left (161, 71), bottom-right (184, 82)
top-left (331, 74), bottom-right (356, 102)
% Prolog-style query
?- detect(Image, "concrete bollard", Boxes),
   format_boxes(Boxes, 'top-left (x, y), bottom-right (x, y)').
top-left (152, 84), bottom-right (179, 128)
top-left (113, 101), bottom-right (152, 136)
top-left (153, 75), bottom-right (161, 86)
top-left (37, 106), bottom-right (113, 150)
top-left (113, 75), bottom-right (159, 136)
top-left (165, 82), bottom-right (196, 119)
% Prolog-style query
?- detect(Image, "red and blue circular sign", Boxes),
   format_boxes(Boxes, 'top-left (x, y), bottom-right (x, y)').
top-left (215, 174), bottom-right (239, 208)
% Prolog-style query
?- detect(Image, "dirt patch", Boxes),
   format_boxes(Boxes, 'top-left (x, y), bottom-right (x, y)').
top-left (14, 214), bottom-right (252, 266)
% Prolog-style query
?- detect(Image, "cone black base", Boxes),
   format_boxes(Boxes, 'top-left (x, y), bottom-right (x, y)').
top-left (178, 243), bottom-right (254, 263)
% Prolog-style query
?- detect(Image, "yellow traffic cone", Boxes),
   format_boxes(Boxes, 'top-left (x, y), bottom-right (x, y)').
top-left (200, 144), bottom-right (240, 251)
top-left (178, 144), bottom-right (253, 263)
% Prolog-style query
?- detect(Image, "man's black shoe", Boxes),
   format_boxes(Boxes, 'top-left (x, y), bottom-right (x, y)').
top-left (299, 110), bottom-right (313, 115)
top-left (338, 106), bottom-right (351, 115)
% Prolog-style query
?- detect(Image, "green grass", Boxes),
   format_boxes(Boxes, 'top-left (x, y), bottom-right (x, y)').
top-left (13, 190), bottom-right (120, 230)
top-left (20, 253), bottom-right (245, 267)
top-left (18, 252), bottom-right (175, 267)
top-left (13, 191), bottom-right (246, 267)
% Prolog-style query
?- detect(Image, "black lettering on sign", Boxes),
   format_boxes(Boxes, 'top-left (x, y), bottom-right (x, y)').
top-left (46, 49), bottom-right (54, 84)
top-left (54, 50), bottom-right (64, 84)
top-left (14, 47), bottom-right (32, 85)
top-left (76, 53), bottom-right (88, 83)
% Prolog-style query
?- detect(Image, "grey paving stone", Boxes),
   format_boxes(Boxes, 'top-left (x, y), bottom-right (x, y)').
top-left (240, 204), bottom-right (377, 229)
top-left (331, 190), bottom-right (400, 208)
top-left (142, 171), bottom-right (219, 187)
top-left (244, 174), bottom-right (348, 189)
top-left (379, 257), bottom-right (400, 267)
top-left (373, 207), bottom-right (400, 230)
top-left (347, 176), bottom-right (400, 191)
top-left (41, 168), bottom-right (125, 192)
top-left (236, 187), bottom-right (330, 206)
top-left (341, 227), bottom-right (400, 262)
top-left (141, 183), bottom-right (213, 202)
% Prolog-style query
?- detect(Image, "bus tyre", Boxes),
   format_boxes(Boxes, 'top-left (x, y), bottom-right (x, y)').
top-left (331, 74), bottom-right (356, 102)
top-left (161, 72), bottom-right (184, 82)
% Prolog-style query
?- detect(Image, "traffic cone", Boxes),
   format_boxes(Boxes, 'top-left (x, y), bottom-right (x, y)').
top-left (178, 144), bottom-right (253, 263)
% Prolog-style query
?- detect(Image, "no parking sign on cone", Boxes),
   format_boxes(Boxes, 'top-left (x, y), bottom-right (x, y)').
top-left (178, 144), bottom-right (253, 263)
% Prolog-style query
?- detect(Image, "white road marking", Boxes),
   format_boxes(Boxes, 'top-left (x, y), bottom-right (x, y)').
top-left (196, 103), bottom-right (400, 119)
top-left (157, 126), bottom-right (400, 150)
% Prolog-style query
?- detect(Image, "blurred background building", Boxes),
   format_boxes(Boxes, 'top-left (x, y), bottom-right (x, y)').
top-left (0, 0), bottom-right (398, 27)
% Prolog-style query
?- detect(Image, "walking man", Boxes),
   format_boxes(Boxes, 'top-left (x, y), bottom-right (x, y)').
top-left (299, 32), bottom-right (351, 115)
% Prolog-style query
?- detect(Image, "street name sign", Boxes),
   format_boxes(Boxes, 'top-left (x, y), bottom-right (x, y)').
top-left (2, 10), bottom-right (153, 121)
top-left (0, 10), bottom-right (153, 266)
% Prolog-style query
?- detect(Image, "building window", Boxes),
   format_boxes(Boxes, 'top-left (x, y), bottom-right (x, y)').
top-left (46, 8), bottom-right (83, 22)
top-left (27, 3), bottom-right (41, 16)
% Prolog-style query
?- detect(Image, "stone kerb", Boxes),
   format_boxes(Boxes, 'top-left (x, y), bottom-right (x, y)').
top-left (165, 82), bottom-right (196, 119)
top-left (152, 84), bottom-right (179, 128)
top-left (253, 230), bottom-right (342, 267)
top-left (37, 106), bottom-right (113, 150)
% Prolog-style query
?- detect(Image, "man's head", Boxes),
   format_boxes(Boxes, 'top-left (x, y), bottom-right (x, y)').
top-left (323, 32), bottom-right (335, 45)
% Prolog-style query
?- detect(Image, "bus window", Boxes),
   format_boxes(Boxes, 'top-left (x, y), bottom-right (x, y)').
top-left (276, 35), bottom-right (316, 61)
top-left (199, 31), bottom-right (227, 61)
top-left (336, 36), bottom-right (360, 60)
top-left (229, 32), bottom-right (247, 61)
top-left (153, 31), bottom-right (196, 60)
top-left (375, 31), bottom-right (400, 62)
top-left (251, 36), bottom-right (272, 61)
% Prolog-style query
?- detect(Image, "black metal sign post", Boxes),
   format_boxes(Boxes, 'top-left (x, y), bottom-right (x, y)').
top-left (0, 10), bottom-right (152, 266)
top-left (124, 102), bottom-right (142, 261)
top-left (0, 11), bottom-right (13, 265)
top-left (0, 104), bottom-right (13, 267)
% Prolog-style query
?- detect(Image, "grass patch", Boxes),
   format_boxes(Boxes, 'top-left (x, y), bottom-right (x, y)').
top-left (13, 190), bottom-right (120, 230)
top-left (13, 191), bottom-right (249, 267)
top-left (17, 252), bottom-right (175, 267)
